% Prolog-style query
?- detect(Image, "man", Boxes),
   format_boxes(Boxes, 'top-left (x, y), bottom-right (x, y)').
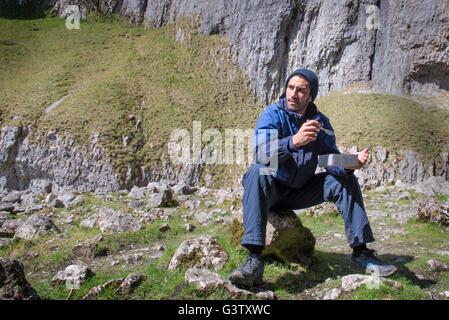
top-left (229, 68), bottom-right (397, 289)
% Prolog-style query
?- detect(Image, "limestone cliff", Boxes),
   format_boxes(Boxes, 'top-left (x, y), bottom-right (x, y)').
top-left (53, 0), bottom-right (449, 104)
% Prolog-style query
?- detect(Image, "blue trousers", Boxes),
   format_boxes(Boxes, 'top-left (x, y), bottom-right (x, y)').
top-left (241, 163), bottom-right (375, 249)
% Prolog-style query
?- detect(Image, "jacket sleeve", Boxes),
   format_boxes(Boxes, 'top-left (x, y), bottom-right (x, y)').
top-left (320, 118), bottom-right (354, 176)
top-left (253, 108), bottom-right (294, 165)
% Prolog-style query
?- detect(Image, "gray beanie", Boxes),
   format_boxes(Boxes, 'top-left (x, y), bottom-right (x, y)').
top-left (280, 68), bottom-right (319, 102)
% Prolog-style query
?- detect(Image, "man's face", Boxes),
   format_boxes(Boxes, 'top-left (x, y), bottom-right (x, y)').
top-left (285, 75), bottom-right (312, 115)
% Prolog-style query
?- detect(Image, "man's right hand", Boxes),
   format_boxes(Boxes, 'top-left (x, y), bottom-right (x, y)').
top-left (292, 120), bottom-right (321, 147)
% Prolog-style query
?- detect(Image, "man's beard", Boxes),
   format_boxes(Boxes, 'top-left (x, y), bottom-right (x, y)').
top-left (287, 99), bottom-right (309, 114)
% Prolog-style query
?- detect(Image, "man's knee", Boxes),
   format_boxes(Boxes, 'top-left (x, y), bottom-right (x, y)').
top-left (243, 163), bottom-right (273, 189)
top-left (324, 173), bottom-right (361, 200)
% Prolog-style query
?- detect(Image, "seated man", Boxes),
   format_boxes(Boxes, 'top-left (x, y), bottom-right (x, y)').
top-left (229, 68), bottom-right (397, 289)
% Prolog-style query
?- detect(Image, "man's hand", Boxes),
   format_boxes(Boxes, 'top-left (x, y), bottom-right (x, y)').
top-left (292, 120), bottom-right (320, 147)
top-left (344, 148), bottom-right (369, 170)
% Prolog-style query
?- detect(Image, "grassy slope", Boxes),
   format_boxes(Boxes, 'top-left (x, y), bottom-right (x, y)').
top-left (0, 16), bottom-right (261, 186)
top-left (315, 89), bottom-right (449, 163)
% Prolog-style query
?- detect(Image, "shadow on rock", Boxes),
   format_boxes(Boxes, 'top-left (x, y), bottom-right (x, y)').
top-left (0, 1), bottom-right (47, 19)
top-left (379, 254), bottom-right (436, 289)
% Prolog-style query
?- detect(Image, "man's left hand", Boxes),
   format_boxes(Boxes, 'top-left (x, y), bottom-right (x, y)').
top-left (344, 148), bottom-right (369, 170)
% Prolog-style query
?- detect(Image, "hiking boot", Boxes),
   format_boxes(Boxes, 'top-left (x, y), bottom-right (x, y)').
top-left (351, 248), bottom-right (398, 277)
top-left (229, 253), bottom-right (264, 289)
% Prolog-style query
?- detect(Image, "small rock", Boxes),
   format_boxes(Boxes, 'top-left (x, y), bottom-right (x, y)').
top-left (51, 198), bottom-right (65, 208)
top-left (183, 200), bottom-right (201, 210)
top-left (416, 274), bottom-right (426, 280)
top-left (80, 207), bottom-right (144, 234)
top-left (119, 273), bottom-right (145, 295)
top-left (397, 192), bottom-right (411, 200)
top-left (205, 201), bottom-right (215, 208)
top-left (0, 219), bottom-right (24, 237)
top-left (185, 267), bottom-right (227, 291)
top-left (341, 274), bottom-right (403, 292)
top-left (51, 264), bottom-right (95, 288)
top-left (168, 235), bottom-right (228, 271)
top-left (185, 267), bottom-right (274, 299)
top-left (128, 186), bottom-right (145, 199)
top-left (185, 223), bottom-right (195, 232)
top-left (427, 259), bottom-right (449, 272)
top-left (58, 191), bottom-right (75, 205)
top-left (0, 202), bottom-right (15, 212)
top-left (45, 193), bottom-right (57, 203)
top-left (147, 189), bottom-right (174, 208)
top-left (159, 223), bottom-right (170, 232)
top-left (193, 211), bottom-right (212, 225)
top-left (323, 288), bottom-right (341, 300)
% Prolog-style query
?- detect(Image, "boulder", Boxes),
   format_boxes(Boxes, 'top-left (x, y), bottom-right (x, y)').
top-left (264, 208), bottom-right (315, 265)
top-left (323, 288), bottom-right (341, 300)
top-left (0, 202), bottom-right (15, 212)
top-left (414, 176), bottom-right (449, 197)
top-left (233, 208), bottom-right (315, 265)
top-left (168, 236), bottom-right (228, 271)
top-left (0, 257), bottom-right (40, 300)
top-left (14, 214), bottom-right (59, 240)
top-left (172, 183), bottom-right (197, 195)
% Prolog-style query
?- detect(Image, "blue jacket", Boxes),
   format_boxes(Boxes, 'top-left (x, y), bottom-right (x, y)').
top-left (253, 97), bottom-right (352, 188)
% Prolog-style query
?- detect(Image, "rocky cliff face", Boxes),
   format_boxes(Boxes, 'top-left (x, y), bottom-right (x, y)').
top-left (1, 126), bottom-right (447, 194)
top-left (53, 0), bottom-right (448, 104)
top-left (0, 126), bottom-right (202, 193)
